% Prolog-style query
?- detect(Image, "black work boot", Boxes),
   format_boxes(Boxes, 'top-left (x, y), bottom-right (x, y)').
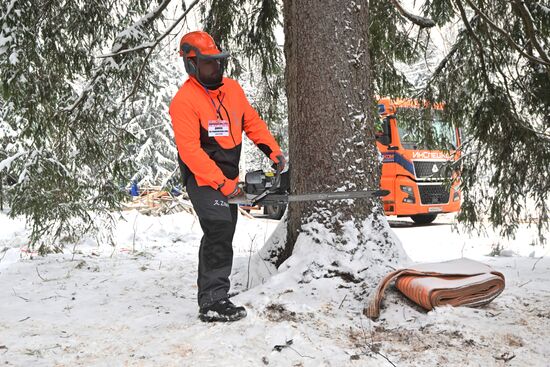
top-left (199, 298), bottom-right (247, 322)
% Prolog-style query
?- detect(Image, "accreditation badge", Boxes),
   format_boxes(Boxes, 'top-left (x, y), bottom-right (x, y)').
top-left (208, 119), bottom-right (230, 137)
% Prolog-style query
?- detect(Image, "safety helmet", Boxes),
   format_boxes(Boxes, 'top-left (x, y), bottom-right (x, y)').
top-left (179, 31), bottom-right (230, 88)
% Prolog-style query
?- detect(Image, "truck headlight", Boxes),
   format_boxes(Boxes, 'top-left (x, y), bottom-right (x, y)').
top-left (400, 185), bottom-right (413, 195)
top-left (400, 185), bottom-right (415, 204)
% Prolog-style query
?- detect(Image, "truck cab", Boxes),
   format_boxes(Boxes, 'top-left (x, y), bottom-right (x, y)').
top-left (376, 98), bottom-right (461, 224)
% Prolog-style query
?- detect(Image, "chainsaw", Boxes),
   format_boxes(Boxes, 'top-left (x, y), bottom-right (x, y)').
top-left (228, 166), bottom-right (389, 206)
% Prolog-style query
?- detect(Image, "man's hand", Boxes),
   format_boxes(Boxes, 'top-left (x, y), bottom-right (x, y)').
top-left (274, 154), bottom-right (286, 173)
top-left (219, 180), bottom-right (242, 199)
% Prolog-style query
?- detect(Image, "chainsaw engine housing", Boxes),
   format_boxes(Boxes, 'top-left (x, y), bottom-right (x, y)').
top-left (244, 169), bottom-right (289, 195)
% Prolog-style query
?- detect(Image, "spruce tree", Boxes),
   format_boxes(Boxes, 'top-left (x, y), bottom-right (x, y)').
top-left (0, 0), bottom-right (178, 252)
top-left (0, 0), bottom-right (548, 254)
top-left (127, 60), bottom-right (180, 189)
top-left (420, 0), bottom-right (550, 240)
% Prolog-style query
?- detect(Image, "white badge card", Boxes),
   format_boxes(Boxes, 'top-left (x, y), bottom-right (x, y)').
top-left (208, 120), bottom-right (230, 137)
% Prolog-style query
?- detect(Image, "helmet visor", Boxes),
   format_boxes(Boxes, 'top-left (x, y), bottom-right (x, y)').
top-left (195, 51), bottom-right (229, 88)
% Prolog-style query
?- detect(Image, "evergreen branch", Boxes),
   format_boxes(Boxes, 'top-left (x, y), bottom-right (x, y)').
top-left (511, 41), bottom-right (545, 102)
top-left (110, 0), bottom-right (174, 53)
top-left (511, 0), bottom-right (550, 65)
top-left (423, 16), bottom-right (482, 84)
top-left (463, 0), bottom-right (550, 67)
top-left (484, 29), bottom-right (522, 119)
top-left (518, 124), bottom-right (550, 141)
top-left (389, 0), bottom-right (436, 29)
top-left (123, 0), bottom-right (202, 102)
top-left (429, 30), bottom-right (463, 79)
top-left (65, 0), bottom-right (175, 113)
top-left (98, 0), bottom-right (201, 60)
top-left (455, 0), bottom-right (492, 89)
top-left (64, 72), bottom-right (101, 113)
top-left (484, 33), bottom-right (550, 140)
top-left (0, 151), bottom-right (27, 172)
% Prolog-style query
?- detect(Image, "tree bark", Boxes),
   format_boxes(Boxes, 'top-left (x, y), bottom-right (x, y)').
top-left (280, 0), bottom-right (381, 265)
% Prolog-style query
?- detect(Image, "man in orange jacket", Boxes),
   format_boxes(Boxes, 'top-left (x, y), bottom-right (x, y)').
top-left (169, 31), bottom-right (285, 322)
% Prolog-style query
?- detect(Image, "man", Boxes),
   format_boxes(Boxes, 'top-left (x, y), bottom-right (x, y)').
top-left (169, 31), bottom-right (285, 322)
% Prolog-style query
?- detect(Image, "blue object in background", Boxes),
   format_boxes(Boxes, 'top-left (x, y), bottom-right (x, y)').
top-left (171, 186), bottom-right (183, 196)
top-left (130, 180), bottom-right (139, 197)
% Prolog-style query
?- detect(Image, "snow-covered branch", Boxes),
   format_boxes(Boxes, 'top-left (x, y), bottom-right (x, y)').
top-left (96, 42), bottom-right (157, 59)
top-left (124, 0), bottom-right (202, 102)
top-left (0, 151), bottom-right (27, 172)
top-left (97, 0), bottom-right (201, 60)
top-left (64, 72), bottom-right (101, 113)
top-left (390, 0), bottom-right (436, 29)
top-left (65, 0), bottom-right (176, 113)
top-left (110, 0), bottom-right (174, 53)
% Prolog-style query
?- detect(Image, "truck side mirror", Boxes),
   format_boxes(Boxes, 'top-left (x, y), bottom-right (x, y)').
top-left (377, 134), bottom-right (390, 145)
top-left (375, 118), bottom-right (391, 146)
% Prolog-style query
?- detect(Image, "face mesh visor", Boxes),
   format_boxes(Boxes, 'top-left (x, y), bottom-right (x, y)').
top-left (195, 51), bottom-right (229, 88)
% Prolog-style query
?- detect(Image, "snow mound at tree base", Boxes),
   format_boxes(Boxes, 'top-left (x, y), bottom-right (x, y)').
top-left (231, 213), bottom-right (410, 305)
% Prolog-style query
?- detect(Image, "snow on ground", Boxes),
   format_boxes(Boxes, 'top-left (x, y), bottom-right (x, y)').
top-left (0, 209), bottom-right (548, 366)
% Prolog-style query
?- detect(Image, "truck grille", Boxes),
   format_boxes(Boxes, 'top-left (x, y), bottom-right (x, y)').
top-left (418, 184), bottom-right (450, 205)
top-left (413, 160), bottom-right (448, 180)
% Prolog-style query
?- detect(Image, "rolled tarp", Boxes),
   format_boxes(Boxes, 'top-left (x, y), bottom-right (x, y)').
top-left (364, 258), bottom-right (505, 320)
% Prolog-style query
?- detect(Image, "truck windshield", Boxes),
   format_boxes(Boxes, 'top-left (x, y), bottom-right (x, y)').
top-left (396, 107), bottom-right (457, 150)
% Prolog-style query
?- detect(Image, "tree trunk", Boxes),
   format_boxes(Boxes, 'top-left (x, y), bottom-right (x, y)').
top-left (280, 0), bottom-right (382, 265)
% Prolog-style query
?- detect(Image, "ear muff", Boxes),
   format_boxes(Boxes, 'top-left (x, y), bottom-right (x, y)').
top-left (184, 57), bottom-right (197, 75)
top-left (180, 43), bottom-right (196, 75)
top-left (181, 43), bottom-right (192, 55)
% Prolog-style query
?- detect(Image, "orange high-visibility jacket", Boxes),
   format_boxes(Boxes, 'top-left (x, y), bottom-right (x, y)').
top-left (169, 76), bottom-right (282, 190)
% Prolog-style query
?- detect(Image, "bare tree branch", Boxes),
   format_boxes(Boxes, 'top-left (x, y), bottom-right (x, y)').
top-left (463, 0), bottom-right (550, 67)
top-left (390, 0), bottom-right (436, 29)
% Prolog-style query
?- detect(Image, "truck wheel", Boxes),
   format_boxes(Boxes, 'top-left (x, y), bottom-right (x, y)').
top-left (410, 214), bottom-right (438, 225)
top-left (264, 204), bottom-right (287, 220)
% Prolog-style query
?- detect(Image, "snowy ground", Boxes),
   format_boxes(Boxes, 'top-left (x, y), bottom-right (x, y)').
top-left (0, 208), bottom-right (548, 367)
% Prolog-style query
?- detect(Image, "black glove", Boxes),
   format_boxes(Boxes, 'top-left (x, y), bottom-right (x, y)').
top-left (273, 154), bottom-right (286, 174)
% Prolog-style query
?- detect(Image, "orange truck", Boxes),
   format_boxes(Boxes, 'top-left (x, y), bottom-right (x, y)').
top-left (375, 98), bottom-right (461, 224)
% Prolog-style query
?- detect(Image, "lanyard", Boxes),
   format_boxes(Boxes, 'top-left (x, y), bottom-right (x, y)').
top-left (203, 86), bottom-right (225, 119)
top-left (203, 86), bottom-right (236, 145)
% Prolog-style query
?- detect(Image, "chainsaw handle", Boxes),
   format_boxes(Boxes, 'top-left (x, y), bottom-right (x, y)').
top-left (249, 168), bottom-right (281, 206)
top-left (271, 167), bottom-right (281, 193)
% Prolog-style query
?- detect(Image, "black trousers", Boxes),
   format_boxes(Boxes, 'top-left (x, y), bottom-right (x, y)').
top-left (186, 175), bottom-right (238, 307)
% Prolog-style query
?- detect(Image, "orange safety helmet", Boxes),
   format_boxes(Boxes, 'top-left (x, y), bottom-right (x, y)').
top-left (179, 31), bottom-right (227, 58)
top-left (179, 31), bottom-right (230, 89)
